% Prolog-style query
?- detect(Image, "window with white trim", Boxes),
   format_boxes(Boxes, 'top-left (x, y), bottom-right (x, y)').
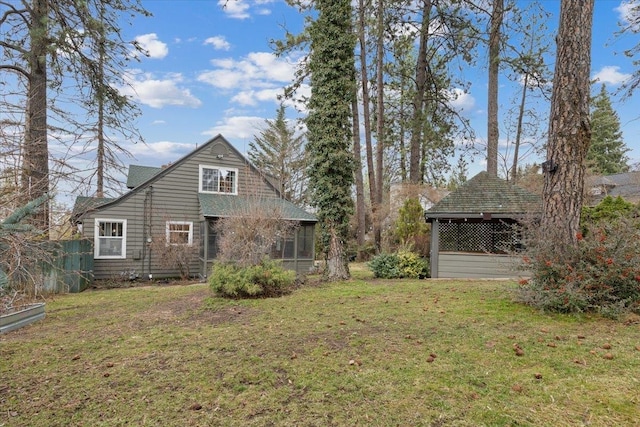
top-left (95, 219), bottom-right (127, 259)
top-left (199, 165), bottom-right (237, 194)
top-left (166, 221), bottom-right (193, 245)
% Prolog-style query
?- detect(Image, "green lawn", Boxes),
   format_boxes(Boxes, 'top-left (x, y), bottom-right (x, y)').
top-left (1, 266), bottom-right (639, 426)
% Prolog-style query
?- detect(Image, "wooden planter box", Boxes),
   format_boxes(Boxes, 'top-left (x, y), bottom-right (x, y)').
top-left (0, 303), bottom-right (46, 334)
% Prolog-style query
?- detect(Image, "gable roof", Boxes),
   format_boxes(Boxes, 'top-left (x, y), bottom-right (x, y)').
top-left (126, 165), bottom-right (161, 189)
top-left (199, 194), bottom-right (316, 222)
top-left (72, 134), bottom-right (314, 222)
top-left (424, 171), bottom-right (541, 220)
top-left (72, 196), bottom-right (114, 218)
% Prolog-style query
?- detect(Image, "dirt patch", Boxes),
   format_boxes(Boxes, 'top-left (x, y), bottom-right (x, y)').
top-left (88, 278), bottom-right (202, 290)
top-left (127, 285), bottom-right (260, 328)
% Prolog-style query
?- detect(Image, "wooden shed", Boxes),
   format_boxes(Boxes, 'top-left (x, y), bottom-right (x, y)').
top-left (424, 172), bottom-right (541, 279)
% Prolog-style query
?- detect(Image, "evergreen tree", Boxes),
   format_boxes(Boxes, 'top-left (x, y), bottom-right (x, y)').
top-left (587, 84), bottom-right (630, 175)
top-left (248, 104), bottom-right (307, 205)
top-left (0, 194), bottom-right (48, 290)
top-left (306, 0), bottom-right (356, 280)
top-left (0, 0), bottom-right (148, 231)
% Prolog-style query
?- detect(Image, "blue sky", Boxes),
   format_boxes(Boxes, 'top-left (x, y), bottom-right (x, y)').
top-left (68, 0), bottom-right (640, 200)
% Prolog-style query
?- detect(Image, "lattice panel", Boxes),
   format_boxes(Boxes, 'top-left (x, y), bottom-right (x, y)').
top-left (439, 221), bottom-right (519, 254)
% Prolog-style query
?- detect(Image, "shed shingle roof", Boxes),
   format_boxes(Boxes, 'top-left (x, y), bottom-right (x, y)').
top-left (424, 171), bottom-right (541, 219)
top-left (198, 194), bottom-right (317, 222)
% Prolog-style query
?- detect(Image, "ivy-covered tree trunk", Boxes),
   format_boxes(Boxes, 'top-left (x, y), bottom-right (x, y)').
top-left (306, 0), bottom-right (355, 281)
top-left (542, 0), bottom-right (594, 244)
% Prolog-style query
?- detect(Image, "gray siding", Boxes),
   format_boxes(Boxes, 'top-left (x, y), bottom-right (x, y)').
top-left (437, 252), bottom-right (526, 279)
top-left (80, 138), bottom-right (277, 280)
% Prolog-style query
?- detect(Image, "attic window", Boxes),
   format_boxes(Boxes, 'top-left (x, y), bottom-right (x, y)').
top-left (199, 165), bottom-right (237, 194)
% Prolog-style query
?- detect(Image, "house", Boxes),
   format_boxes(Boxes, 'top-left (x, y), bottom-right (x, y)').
top-left (72, 134), bottom-right (317, 280)
top-left (586, 171), bottom-right (640, 205)
top-left (424, 172), bottom-right (541, 279)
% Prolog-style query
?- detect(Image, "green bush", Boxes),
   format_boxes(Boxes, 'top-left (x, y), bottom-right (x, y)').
top-left (209, 258), bottom-right (295, 298)
top-left (368, 253), bottom-right (401, 279)
top-left (516, 219), bottom-right (640, 317)
top-left (368, 250), bottom-right (429, 279)
top-left (581, 195), bottom-right (639, 227)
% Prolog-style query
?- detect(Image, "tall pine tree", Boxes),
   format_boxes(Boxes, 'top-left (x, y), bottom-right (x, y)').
top-left (306, 0), bottom-right (356, 280)
top-left (248, 104), bottom-right (307, 205)
top-left (587, 84), bottom-right (630, 175)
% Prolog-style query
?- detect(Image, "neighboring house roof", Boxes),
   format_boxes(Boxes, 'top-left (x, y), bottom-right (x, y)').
top-left (198, 194), bottom-right (316, 222)
top-left (424, 171), bottom-right (541, 220)
top-left (126, 165), bottom-right (162, 189)
top-left (587, 171), bottom-right (640, 204)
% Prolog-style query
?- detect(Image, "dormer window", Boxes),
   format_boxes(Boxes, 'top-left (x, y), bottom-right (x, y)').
top-left (199, 165), bottom-right (237, 194)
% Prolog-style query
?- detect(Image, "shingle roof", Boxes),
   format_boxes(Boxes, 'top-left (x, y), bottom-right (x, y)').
top-left (424, 171), bottom-right (541, 219)
top-left (198, 194), bottom-right (317, 222)
top-left (72, 196), bottom-right (114, 218)
top-left (126, 165), bottom-right (162, 189)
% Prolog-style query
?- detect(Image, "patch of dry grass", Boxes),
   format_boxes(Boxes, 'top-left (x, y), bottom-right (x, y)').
top-left (1, 272), bottom-right (639, 426)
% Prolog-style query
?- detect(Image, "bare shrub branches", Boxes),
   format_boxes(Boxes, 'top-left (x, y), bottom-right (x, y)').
top-left (214, 196), bottom-right (299, 268)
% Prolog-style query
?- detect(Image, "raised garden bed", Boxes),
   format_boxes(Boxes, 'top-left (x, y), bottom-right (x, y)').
top-left (0, 303), bottom-right (46, 334)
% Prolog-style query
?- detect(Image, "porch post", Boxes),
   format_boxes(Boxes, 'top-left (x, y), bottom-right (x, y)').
top-left (430, 219), bottom-right (440, 278)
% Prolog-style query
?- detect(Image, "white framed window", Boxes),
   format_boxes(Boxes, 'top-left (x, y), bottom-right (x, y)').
top-left (95, 219), bottom-right (127, 259)
top-left (166, 221), bottom-right (193, 245)
top-left (199, 165), bottom-right (237, 194)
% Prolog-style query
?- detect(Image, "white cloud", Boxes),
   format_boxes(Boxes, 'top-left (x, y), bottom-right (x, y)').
top-left (445, 88), bottom-right (476, 112)
top-left (616, 1), bottom-right (640, 31)
top-left (197, 52), bottom-right (302, 106)
top-left (125, 141), bottom-right (198, 167)
top-left (134, 33), bottom-right (169, 59)
top-left (231, 88), bottom-right (283, 106)
top-left (202, 115), bottom-right (265, 140)
top-left (218, 0), bottom-right (250, 19)
top-left (592, 65), bottom-right (632, 86)
top-left (204, 36), bottom-right (231, 51)
top-left (119, 71), bottom-right (202, 109)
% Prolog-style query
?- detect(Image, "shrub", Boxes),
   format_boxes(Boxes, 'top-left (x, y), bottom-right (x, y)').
top-left (209, 258), bottom-right (295, 299)
top-left (368, 253), bottom-right (401, 279)
top-left (516, 218), bottom-right (640, 317)
top-left (581, 195), bottom-right (639, 226)
top-left (369, 250), bottom-right (429, 279)
top-left (392, 198), bottom-right (430, 256)
top-left (397, 250), bottom-right (430, 279)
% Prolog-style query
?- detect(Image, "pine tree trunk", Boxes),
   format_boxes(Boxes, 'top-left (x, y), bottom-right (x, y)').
top-left (510, 72), bottom-right (529, 183)
top-left (486, 0), bottom-right (503, 177)
top-left (351, 96), bottom-right (366, 257)
top-left (21, 0), bottom-right (49, 233)
top-left (409, 0), bottom-right (432, 183)
top-left (542, 0), bottom-right (594, 244)
top-left (374, 0), bottom-right (384, 249)
top-left (357, 0), bottom-right (380, 251)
